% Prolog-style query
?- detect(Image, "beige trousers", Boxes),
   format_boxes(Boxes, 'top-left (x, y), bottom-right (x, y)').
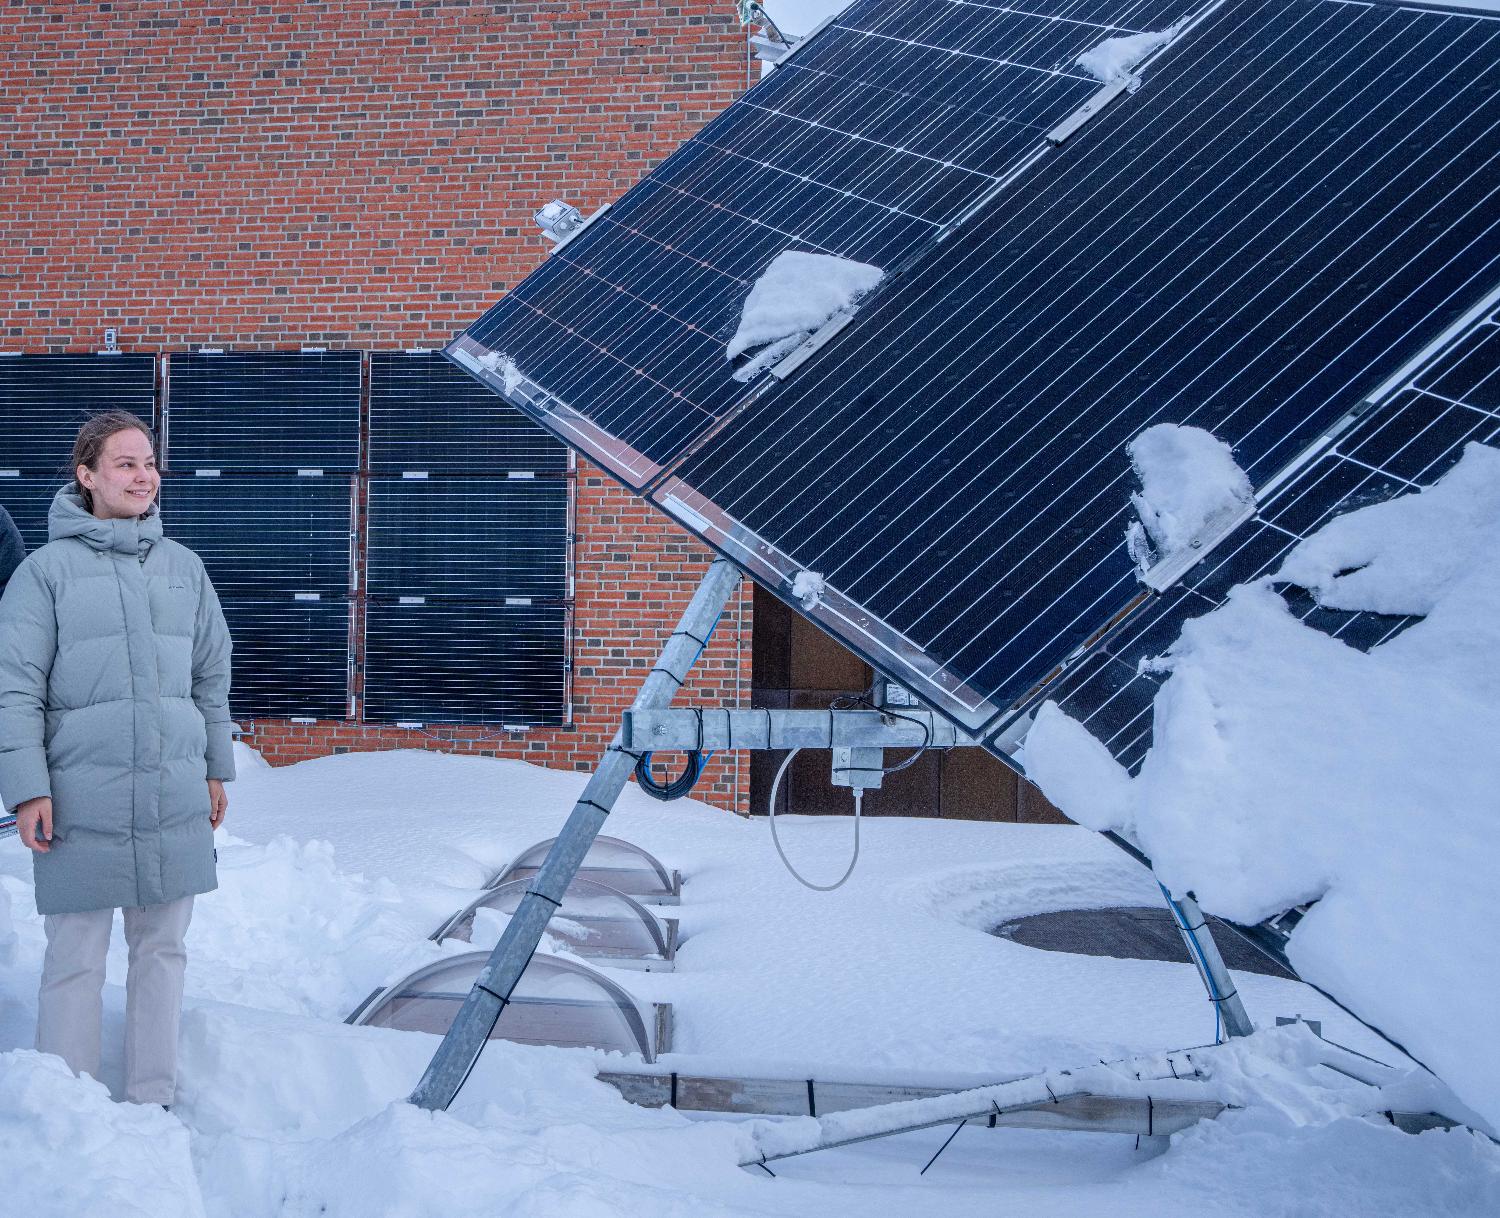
top-left (36, 895), bottom-right (194, 1105)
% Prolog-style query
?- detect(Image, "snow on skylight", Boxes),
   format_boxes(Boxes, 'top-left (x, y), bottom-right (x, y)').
top-left (726, 250), bottom-right (883, 382)
top-left (1023, 442), bottom-right (1500, 1131)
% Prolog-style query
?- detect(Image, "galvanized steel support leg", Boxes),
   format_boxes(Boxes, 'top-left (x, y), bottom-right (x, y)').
top-left (1166, 891), bottom-right (1255, 1039)
top-left (409, 557), bottom-right (743, 1111)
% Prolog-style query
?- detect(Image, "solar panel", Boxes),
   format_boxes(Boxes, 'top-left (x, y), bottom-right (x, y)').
top-left (160, 474), bottom-right (353, 598)
top-left (1038, 294), bottom-right (1500, 771)
top-left (0, 353), bottom-right (156, 474)
top-left (366, 477), bottom-right (569, 601)
top-left (448, 0), bottom-right (1191, 485)
top-left (642, 0), bottom-right (1500, 736)
top-left (362, 602), bottom-right (568, 726)
top-left (220, 598), bottom-right (352, 720)
top-left (164, 351), bottom-right (361, 472)
top-left (368, 351), bottom-right (568, 475)
top-left (447, 0), bottom-right (1500, 743)
top-left (0, 474), bottom-right (68, 552)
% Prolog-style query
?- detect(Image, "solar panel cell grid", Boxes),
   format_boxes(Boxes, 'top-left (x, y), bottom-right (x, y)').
top-left (368, 352), bottom-right (568, 475)
top-left (363, 602), bottom-right (568, 726)
top-left (160, 474), bottom-right (353, 598)
top-left (165, 352), bottom-right (361, 472)
top-left (365, 478), bottom-right (569, 601)
top-left (220, 599), bottom-right (352, 721)
top-left (0, 475), bottom-right (67, 552)
top-left (451, 0), bottom-right (1195, 485)
top-left (0, 354), bottom-right (156, 473)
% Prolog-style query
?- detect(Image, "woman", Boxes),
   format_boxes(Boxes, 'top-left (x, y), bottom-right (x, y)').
top-left (0, 410), bottom-right (233, 1107)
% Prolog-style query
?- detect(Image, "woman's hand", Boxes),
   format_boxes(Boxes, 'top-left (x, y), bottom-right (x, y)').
top-left (208, 779), bottom-right (228, 830)
top-left (17, 797), bottom-right (53, 853)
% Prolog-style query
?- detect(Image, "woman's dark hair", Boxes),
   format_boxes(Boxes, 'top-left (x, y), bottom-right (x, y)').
top-left (71, 410), bottom-right (155, 512)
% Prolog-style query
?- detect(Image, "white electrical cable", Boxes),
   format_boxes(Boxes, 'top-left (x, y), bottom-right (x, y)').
top-left (766, 747), bottom-right (863, 891)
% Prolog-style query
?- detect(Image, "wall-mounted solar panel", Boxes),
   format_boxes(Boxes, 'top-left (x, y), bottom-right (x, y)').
top-left (647, 0), bottom-right (1500, 739)
top-left (0, 353), bottom-right (156, 472)
top-left (165, 351), bottom-right (360, 472)
top-left (368, 351), bottom-right (567, 475)
top-left (366, 477), bottom-right (568, 601)
top-left (363, 602), bottom-right (567, 726)
top-left (220, 599), bottom-right (351, 720)
top-left (0, 474), bottom-right (68, 552)
top-left (160, 474), bottom-right (352, 597)
top-left (448, 0), bottom-right (1192, 486)
top-left (1036, 296), bottom-right (1500, 771)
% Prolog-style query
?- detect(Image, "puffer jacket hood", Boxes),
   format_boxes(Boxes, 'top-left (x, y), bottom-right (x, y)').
top-left (48, 482), bottom-right (162, 557)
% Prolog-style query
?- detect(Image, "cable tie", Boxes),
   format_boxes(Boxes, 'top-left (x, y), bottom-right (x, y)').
top-left (670, 1071), bottom-right (679, 1108)
top-left (476, 983), bottom-right (510, 1006)
top-left (1147, 1095), bottom-right (1155, 1136)
top-left (806, 1079), bottom-right (816, 1117)
top-left (577, 799), bottom-right (613, 816)
top-left (526, 889), bottom-right (561, 908)
top-left (650, 667), bottom-right (685, 686)
top-left (674, 629), bottom-right (710, 648)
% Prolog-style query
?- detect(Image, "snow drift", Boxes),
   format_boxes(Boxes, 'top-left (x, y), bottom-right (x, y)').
top-left (1026, 443), bottom-right (1500, 1130)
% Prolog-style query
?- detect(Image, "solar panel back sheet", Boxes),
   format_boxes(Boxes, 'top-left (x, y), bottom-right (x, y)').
top-left (450, 0), bottom-right (1500, 751)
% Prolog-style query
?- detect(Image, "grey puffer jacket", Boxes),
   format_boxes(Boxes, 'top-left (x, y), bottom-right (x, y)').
top-left (0, 486), bottom-right (234, 915)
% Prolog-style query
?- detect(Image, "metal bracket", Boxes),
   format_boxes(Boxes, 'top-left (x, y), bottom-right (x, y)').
top-left (769, 309), bottom-right (857, 380)
top-left (1137, 501), bottom-right (1256, 592)
top-left (622, 708), bottom-right (975, 751)
top-left (1047, 76), bottom-right (1137, 145)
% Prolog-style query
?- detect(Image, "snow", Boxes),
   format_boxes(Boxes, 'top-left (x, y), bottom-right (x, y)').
top-left (791, 569), bottom-right (825, 609)
top-left (1076, 27), bottom-right (1177, 84)
top-left (1025, 443), bottom-right (1500, 1133)
top-left (1, 743), bottom-right (1497, 1213)
top-left (727, 251), bottom-right (883, 380)
top-left (1125, 423), bottom-right (1255, 575)
top-left (475, 350), bottom-right (525, 396)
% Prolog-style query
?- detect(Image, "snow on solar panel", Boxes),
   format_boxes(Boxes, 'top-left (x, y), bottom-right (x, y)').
top-left (1035, 292), bottom-right (1500, 771)
top-left (449, 0), bottom-right (1192, 485)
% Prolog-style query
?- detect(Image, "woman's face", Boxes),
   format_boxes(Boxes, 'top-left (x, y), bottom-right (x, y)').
top-left (79, 428), bottom-right (159, 520)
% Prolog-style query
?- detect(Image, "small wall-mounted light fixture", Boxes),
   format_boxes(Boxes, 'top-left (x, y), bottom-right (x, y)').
top-left (101, 327), bottom-right (120, 354)
top-left (534, 200), bottom-right (584, 245)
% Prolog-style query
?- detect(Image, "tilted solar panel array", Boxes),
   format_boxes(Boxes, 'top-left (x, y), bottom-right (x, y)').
top-left (1040, 296), bottom-right (1500, 771)
top-left (450, 0), bottom-right (1189, 484)
top-left (364, 352), bottom-right (571, 726)
top-left (450, 0), bottom-right (1500, 747)
top-left (0, 353), bottom-right (157, 551)
top-left (164, 353), bottom-right (357, 720)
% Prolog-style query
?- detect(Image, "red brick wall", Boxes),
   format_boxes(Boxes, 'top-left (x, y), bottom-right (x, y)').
top-left (2, 0), bottom-right (753, 810)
